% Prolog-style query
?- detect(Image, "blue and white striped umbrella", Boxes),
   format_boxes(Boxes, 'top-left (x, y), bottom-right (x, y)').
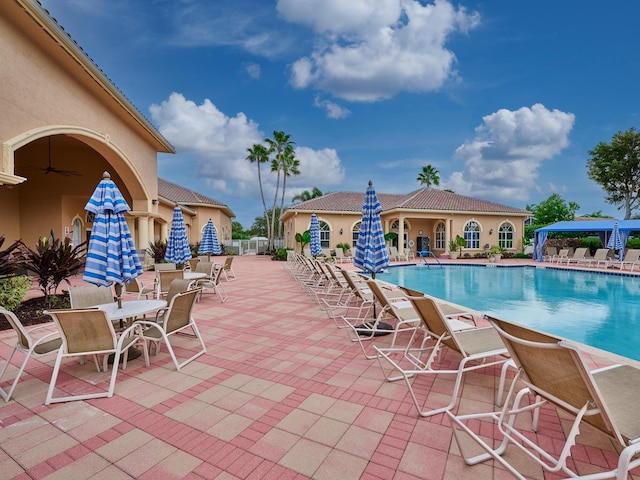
top-left (354, 181), bottom-right (389, 278)
top-left (83, 171), bottom-right (142, 289)
top-left (198, 219), bottom-right (221, 258)
top-left (165, 206), bottom-right (192, 264)
top-left (607, 222), bottom-right (624, 258)
top-left (309, 213), bottom-right (322, 257)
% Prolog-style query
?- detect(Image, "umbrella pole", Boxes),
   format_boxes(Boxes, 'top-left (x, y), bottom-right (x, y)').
top-left (114, 283), bottom-right (123, 309)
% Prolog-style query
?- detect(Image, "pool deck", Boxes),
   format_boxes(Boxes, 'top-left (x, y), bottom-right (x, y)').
top-left (1, 255), bottom-right (639, 479)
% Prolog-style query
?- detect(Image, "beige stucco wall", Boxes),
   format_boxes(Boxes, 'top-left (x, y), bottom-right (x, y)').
top-left (283, 210), bottom-right (527, 256)
top-left (0, 2), bottom-right (170, 248)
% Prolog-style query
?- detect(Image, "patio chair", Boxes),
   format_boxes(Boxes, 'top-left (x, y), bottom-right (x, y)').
top-left (135, 289), bottom-right (206, 370)
top-left (542, 246), bottom-right (557, 262)
top-left (124, 277), bottom-right (156, 300)
top-left (221, 256), bottom-right (236, 281)
top-left (44, 308), bottom-right (148, 404)
top-left (187, 258), bottom-right (200, 271)
top-left (69, 284), bottom-right (114, 308)
top-left (155, 270), bottom-right (184, 299)
top-left (334, 248), bottom-right (352, 263)
top-left (577, 248), bottom-right (611, 267)
top-left (154, 263), bottom-right (177, 271)
top-left (616, 248), bottom-right (640, 271)
top-left (388, 246), bottom-right (409, 262)
top-left (0, 308), bottom-right (62, 402)
top-left (565, 247), bottom-right (589, 264)
top-left (373, 295), bottom-right (510, 417)
top-left (553, 248), bottom-right (571, 263)
top-left (336, 279), bottom-right (421, 359)
top-left (448, 316), bottom-right (640, 480)
top-left (195, 262), bottom-right (227, 302)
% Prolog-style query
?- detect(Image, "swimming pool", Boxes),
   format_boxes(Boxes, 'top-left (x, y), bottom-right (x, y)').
top-left (376, 265), bottom-right (640, 361)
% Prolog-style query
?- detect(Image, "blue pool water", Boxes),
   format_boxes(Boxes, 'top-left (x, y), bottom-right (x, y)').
top-left (376, 265), bottom-right (640, 361)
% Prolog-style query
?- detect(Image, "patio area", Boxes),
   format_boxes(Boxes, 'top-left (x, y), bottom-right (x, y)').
top-left (0, 255), bottom-right (638, 479)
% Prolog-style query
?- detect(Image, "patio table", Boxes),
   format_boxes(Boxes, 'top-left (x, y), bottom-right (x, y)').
top-left (91, 299), bottom-right (167, 362)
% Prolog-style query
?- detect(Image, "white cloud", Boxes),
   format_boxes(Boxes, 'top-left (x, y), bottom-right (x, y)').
top-left (149, 92), bottom-right (346, 200)
top-left (281, 0), bottom-right (480, 102)
top-left (313, 96), bottom-right (351, 119)
top-left (447, 104), bottom-right (575, 202)
top-left (243, 62), bottom-right (261, 79)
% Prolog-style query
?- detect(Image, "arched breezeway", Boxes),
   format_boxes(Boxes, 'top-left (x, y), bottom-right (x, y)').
top-left (0, 125), bottom-right (161, 252)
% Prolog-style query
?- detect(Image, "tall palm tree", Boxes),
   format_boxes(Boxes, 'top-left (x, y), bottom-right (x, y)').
top-left (278, 145), bottom-right (300, 237)
top-left (417, 164), bottom-right (440, 187)
top-left (265, 131), bottom-right (294, 251)
top-left (292, 187), bottom-right (323, 203)
top-left (246, 143), bottom-right (272, 243)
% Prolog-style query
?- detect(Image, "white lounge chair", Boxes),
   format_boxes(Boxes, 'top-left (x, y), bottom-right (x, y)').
top-left (374, 295), bottom-right (510, 417)
top-left (449, 316), bottom-right (640, 480)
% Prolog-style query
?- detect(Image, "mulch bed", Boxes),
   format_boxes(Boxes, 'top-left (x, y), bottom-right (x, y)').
top-left (1, 294), bottom-right (69, 331)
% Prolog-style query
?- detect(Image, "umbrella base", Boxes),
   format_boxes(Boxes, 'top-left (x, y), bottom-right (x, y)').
top-left (354, 322), bottom-right (393, 337)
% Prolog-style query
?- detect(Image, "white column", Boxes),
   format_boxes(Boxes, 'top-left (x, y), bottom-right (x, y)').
top-left (136, 216), bottom-right (149, 253)
top-left (398, 216), bottom-right (405, 255)
top-left (446, 219), bottom-right (452, 253)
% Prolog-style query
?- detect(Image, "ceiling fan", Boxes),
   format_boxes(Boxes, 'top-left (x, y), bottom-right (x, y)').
top-left (42, 137), bottom-right (81, 177)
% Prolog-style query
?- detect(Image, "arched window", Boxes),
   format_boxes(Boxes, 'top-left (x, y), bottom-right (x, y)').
top-left (464, 221), bottom-right (480, 249)
top-left (72, 218), bottom-right (82, 248)
top-left (319, 220), bottom-right (330, 248)
top-left (499, 222), bottom-right (514, 250)
top-left (390, 219), bottom-right (409, 230)
top-left (435, 222), bottom-right (445, 250)
top-left (352, 222), bottom-right (361, 247)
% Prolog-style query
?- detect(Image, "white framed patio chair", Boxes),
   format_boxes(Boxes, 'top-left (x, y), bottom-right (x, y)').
top-left (124, 277), bottom-right (156, 300)
top-left (195, 262), bottom-right (227, 302)
top-left (221, 256), bottom-right (236, 281)
top-left (155, 269), bottom-right (183, 299)
top-left (135, 289), bottom-right (206, 370)
top-left (374, 295), bottom-right (510, 417)
top-left (44, 308), bottom-right (148, 404)
top-left (340, 279), bottom-right (420, 359)
top-left (69, 284), bottom-right (114, 308)
top-left (448, 316), bottom-right (640, 480)
top-left (0, 308), bottom-right (62, 402)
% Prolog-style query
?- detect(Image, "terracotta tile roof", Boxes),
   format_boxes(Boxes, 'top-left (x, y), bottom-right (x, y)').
top-left (287, 188), bottom-right (530, 215)
top-left (158, 178), bottom-right (227, 207)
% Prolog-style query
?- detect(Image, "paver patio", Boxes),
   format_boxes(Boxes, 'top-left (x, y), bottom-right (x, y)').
top-left (0, 255), bottom-right (638, 479)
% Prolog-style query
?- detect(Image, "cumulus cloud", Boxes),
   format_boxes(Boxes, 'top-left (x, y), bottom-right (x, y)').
top-left (447, 104), bottom-right (575, 202)
top-left (313, 96), bottom-right (351, 119)
top-left (149, 92), bottom-right (346, 200)
top-left (279, 0), bottom-right (480, 102)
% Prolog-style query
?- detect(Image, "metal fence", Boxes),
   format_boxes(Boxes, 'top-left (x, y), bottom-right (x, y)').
top-left (226, 238), bottom-right (285, 255)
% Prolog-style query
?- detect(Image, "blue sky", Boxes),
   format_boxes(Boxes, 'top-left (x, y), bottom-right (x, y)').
top-left (39, 0), bottom-right (640, 228)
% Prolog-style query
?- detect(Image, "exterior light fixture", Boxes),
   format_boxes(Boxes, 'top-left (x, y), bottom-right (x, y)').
top-left (489, 228), bottom-right (493, 235)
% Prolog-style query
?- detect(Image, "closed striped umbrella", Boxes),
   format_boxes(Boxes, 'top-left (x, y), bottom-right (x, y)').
top-left (165, 206), bottom-right (192, 264)
top-left (83, 171), bottom-right (142, 306)
top-left (607, 222), bottom-right (624, 259)
top-left (309, 213), bottom-right (322, 257)
top-left (198, 219), bottom-right (221, 260)
top-left (354, 181), bottom-right (389, 279)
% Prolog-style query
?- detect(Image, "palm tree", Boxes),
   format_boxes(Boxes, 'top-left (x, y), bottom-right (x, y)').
top-left (265, 131), bottom-right (294, 251)
top-left (292, 187), bottom-right (323, 203)
top-left (246, 143), bottom-right (272, 244)
top-left (278, 145), bottom-right (300, 237)
top-left (417, 164), bottom-right (440, 187)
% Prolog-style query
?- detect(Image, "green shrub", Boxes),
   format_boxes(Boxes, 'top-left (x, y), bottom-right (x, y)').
top-left (580, 237), bottom-right (603, 256)
top-left (272, 248), bottom-right (292, 261)
top-left (0, 275), bottom-right (31, 311)
top-left (627, 237), bottom-right (640, 249)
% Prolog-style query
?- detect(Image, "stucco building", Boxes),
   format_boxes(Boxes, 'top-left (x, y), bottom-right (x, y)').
top-left (0, 0), bottom-right (234, 252)
top-left (281, 187), bottom-right (531, 257)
